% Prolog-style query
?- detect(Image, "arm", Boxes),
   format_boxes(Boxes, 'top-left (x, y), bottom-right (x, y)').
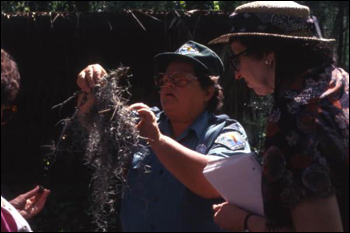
top-left (291, 195), bottom-right (343, 232)
top-left (131, 103), bottom-right (221, 199)
top-left (213, 202), bottom-right (293, 232)
top-left (213, 196), bottom-right (343, 232)
top-left (152, 133), bottom-right (221, 199)
top-left (213, 202), bottom-right (267, 232)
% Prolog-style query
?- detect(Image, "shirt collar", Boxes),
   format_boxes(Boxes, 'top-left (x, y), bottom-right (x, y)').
top-left (158, 110), bottom-right (212, 141)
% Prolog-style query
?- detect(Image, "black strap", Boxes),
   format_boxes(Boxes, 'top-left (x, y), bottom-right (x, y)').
top-left (244, 213), bottom-right (254, 232)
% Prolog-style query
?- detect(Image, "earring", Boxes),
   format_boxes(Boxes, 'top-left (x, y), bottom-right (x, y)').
top-left (265, 60), bottom-right (271, 65)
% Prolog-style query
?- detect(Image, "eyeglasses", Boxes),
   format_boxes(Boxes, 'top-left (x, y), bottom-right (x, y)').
top-left (155, 72), bottom-right (198, 88)
top-left (1, 105), bottom-right (18, 126)
top-left (229, 49), bottom-right (248, 71)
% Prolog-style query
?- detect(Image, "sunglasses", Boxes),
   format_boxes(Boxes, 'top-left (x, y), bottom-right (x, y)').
top-left (1, 105), bottom-right (18, 126)
top-left (155, 72), bottom-right (198, 88)
top-left (229, 49), bottom-right (248, 71)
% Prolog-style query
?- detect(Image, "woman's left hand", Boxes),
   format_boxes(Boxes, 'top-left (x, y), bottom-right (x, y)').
top-left (10, 186), bottom-right (50, 220)
top-left (129, 103), bottom-right (162, 144)
top-left (213, 202), bottom-right (248, 232)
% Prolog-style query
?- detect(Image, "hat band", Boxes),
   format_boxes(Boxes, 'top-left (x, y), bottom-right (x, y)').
top-left (229, 12), bottom-right (321, 39)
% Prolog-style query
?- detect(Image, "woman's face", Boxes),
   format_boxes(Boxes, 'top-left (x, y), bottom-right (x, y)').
top-left (231, 41), bottom-right (276, 96)
top-left (159, 61), bottom-right (214, 123)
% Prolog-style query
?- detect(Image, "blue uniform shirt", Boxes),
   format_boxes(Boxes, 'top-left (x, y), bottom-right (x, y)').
top-left (121, 109), bottom-right (250, 232)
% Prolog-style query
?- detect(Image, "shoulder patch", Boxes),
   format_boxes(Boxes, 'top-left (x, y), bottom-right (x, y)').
top-left (215, 131), bottom-right (246, 151)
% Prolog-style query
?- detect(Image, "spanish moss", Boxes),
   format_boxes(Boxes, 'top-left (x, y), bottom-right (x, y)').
top-left (49, 66), bottom-right (143, 231)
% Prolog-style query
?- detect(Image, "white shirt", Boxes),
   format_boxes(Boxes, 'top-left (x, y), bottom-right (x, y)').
top-left (1, 196), bottom-right (32, 232)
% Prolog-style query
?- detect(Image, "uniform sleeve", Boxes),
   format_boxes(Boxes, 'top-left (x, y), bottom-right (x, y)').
top-left (207, 122), bottom-right (251, 158)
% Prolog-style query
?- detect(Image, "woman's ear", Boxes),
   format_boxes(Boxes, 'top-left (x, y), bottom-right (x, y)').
top-left (204, 86), bottom-right (215, 102)
top-left (265, 52), bottom-right (276, 65)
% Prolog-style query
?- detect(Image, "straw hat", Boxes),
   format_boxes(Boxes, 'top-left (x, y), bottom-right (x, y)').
top-left (209, 1), bottom-right (335, 44)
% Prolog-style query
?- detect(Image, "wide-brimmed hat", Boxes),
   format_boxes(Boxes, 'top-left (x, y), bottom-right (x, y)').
top-left (155, 40), bottom-right (224, 76)
top-left (209, 1), bottom-right (335, 44)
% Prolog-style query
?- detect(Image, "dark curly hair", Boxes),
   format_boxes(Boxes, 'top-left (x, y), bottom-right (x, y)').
top-left (195, 67), bottom-right (224, 114)
top-left (1, 49), bottom-right (20, 106)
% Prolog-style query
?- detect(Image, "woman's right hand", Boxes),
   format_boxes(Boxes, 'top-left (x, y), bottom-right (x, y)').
top-left (77, 64), bottom-right (107, 93)
top-left (76, 64), bottom-right (107, 116)
top-left (10, 186), bottom-right (50, 220)
top-left (213, 202), bottom-right (248, 232)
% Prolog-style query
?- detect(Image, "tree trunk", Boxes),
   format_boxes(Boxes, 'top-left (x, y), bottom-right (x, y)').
top-left (337, 2), bottom-right (345, 67)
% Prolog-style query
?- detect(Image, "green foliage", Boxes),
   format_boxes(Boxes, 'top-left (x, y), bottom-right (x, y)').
top-left (1, 1), bottom-right (29, 13)
top-left (217, 1), bottom-right (250, 12)
top-left (1, 1), bottom-right (186, 13)
top-left (0, 1), bottom-right (255, 12)
top-left (184, 1), bottom-right (214, 10)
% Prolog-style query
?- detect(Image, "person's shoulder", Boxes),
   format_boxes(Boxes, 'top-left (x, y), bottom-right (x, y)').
top-left (210, 113), bottom-right (247, 134)
top-left (207, 114), bottom-right (251, 154)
